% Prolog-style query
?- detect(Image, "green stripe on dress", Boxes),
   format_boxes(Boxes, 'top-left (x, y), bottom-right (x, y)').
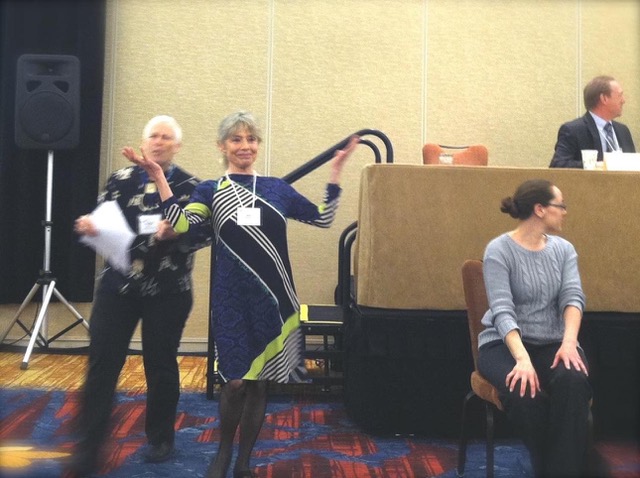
top-left (243, 311), bottom-right (301, 380)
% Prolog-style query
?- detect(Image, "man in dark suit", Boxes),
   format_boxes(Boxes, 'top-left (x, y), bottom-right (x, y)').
top-left (550, 76), bottom-right (636, 168)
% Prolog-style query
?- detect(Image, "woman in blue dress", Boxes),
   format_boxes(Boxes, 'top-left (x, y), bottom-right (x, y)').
top-left (126, 111), bottom-right (359, 478)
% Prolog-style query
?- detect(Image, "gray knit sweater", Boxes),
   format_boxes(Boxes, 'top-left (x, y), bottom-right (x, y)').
top-left (478, 233), bottom-right (585, 348)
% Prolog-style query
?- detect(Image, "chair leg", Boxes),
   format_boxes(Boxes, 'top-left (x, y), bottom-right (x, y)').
top-left (585, 405), bottom-right (597, 475)
top-left (457, 390), bottom-right (476, 477)
top-left (587, 406), bottom-right (594, 453)
top-left (485, 402), bottom-right (495, 478)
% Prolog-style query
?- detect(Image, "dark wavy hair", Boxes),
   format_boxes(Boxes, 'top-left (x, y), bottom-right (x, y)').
top-left (500, 179), bottom-right (555, 219)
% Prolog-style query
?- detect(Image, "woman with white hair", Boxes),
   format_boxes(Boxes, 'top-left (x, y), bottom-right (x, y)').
top-left (67, 115), bottom-right (204, 477)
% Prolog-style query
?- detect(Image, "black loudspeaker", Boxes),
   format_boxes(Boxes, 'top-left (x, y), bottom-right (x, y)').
top-left (15, 54), bottom-right (80, 149)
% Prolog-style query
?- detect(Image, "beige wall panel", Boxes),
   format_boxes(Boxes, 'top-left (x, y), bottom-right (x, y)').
top-left (268, 0), bottom-right (425, 303)
top-left (580, 1), bottom-right (639, 143)
top-left (107, 0), bottom-right (270, 177)
top-left (426, 0), bottom-right (579, 167)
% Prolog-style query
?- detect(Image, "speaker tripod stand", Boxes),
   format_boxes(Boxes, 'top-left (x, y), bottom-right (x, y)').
top-left (0, 150), bottom-right (90, 369)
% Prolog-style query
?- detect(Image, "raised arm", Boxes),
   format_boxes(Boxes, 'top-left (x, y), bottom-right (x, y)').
top-left (328, 135), bottom-right (360, 184)
top-left (123, 146), bottom-right (175, 200)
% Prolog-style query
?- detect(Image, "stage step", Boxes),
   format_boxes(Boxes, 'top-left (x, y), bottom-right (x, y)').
top-left (300, 304), bottom-right (344, 389)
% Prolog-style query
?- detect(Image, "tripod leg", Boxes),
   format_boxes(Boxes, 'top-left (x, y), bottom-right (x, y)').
top-left (0, 282), bottom-right (41, 343)
top-left (52, 288), bottom-right (90, 330)
top-left (21, 280), bottom-right (57, 370)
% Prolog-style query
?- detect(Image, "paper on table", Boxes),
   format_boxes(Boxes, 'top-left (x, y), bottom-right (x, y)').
top-left (603, 152), bottom-right (640, 171)
top-left (80, 200), bottom-right (135, 274)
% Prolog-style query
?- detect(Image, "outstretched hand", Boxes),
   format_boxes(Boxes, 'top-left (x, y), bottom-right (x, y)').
top-left (329, 135), bottom-right (360, 184)
top-left (122, 146), bottom-right (163, 181)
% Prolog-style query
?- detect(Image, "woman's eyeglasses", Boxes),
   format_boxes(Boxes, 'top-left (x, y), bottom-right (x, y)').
top-left (547, 203), bottom-right (567, 211)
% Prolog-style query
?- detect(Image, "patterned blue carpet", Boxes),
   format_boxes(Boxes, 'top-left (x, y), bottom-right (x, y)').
top-left (0, 387), bottom-right (585, 477)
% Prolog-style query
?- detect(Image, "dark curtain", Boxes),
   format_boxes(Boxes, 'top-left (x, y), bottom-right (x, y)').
top-left (0, 0), bottom-right (105, 303)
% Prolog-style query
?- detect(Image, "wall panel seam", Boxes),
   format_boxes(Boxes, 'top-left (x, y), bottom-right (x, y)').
top-left (576, 0), bottom-right (583, 117)
top-left (422, 0), bottom-right (429, 146)
top-left (103, 0), bottom-right (119, 181)
top-left (265, 0), bottom-right (276, 175)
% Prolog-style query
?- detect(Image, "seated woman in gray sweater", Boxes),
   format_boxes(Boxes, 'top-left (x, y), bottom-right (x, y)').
top-left (477, 179), bottom-right (592, 478)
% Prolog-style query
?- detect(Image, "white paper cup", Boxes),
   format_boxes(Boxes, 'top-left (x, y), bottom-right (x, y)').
top-left (439, 153), bottom-right (453, 165)
top-left (581, 150), bottom-right (598, 170)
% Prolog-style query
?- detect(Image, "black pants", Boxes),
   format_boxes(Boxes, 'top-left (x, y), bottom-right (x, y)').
top-left (478, 340), bottom-right (592, 477)
top-left (75, 288), bottom-right (192, 462)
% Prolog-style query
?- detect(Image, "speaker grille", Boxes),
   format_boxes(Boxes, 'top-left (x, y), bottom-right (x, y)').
top-left (19, 91), bottom-right (74, 144)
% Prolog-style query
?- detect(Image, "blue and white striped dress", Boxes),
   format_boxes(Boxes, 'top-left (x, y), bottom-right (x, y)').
top-left (164, 174), bottom-right (341, 383)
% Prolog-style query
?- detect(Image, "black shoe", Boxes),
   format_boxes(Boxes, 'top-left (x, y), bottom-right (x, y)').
top-left (62, 461), bottom-right (96, 477)
top-left (62, 449), bottom-right (97, 477)
top-left (233, 471), bottom-right (256, 478)
top-left (144, 442), bottom-right (174, 463)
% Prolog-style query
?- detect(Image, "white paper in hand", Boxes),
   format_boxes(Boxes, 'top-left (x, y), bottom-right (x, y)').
top-left (80, 201), bottom-right (136, 274)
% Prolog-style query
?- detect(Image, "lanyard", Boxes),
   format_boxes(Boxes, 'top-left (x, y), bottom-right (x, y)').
top-left (226, 171), bottom-right (257, 208)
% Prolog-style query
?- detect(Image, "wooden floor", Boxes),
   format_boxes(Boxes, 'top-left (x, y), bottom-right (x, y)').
top-left (0, 350), bottom-right (327, 394)
top-left (0, 351), bottom-right (208, 393)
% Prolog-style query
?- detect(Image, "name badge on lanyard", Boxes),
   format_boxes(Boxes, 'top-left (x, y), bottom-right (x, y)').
top-left (237, 207), bottom-right (261, 226)
top-left (138, 214), bottom-right (162, 234)
top-left (227, 171), bottom-right (261, 226)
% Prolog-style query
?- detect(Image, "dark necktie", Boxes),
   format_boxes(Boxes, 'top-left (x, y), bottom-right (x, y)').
top-left (604, 122), bottom-right (616, 152)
